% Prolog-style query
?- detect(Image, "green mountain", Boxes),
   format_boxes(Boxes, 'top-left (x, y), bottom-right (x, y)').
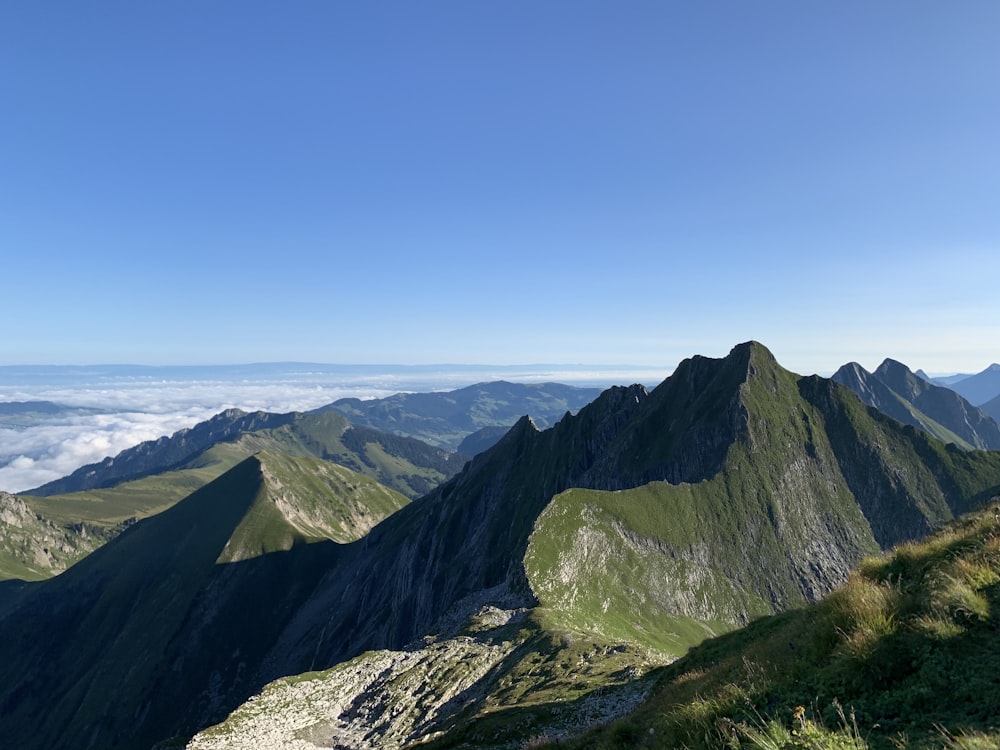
top-left (27, 408), bottom-right (297, 495)
top-left (28, 407), bottom-right (466, 500)
top-left (317, 380), bottom-right (603, 450)
top-left (833, 359), bottom-right (1000, 450)
top-left (188, 343), bottom-right (1000, 749)
top-left (5, 342), bottom-right (1000, 749)
top-left (0, 492), bottom-right (125, 581)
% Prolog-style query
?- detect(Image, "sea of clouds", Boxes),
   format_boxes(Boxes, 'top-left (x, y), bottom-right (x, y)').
top-left (0, 363), bottom-right (666, 494)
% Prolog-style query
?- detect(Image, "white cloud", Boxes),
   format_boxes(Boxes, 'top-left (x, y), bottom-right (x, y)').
top-left (0, 365), bottom-right (650, 493)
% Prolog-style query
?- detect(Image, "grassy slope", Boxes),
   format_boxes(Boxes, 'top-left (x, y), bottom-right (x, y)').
top-left (874, 359), bottom-right (1000, 451)
top-left (0, 493), bottom-right (121, 581)
top-left (547, 498), bottom-right (1000, 750)
top-left (834, 363), bottom-right (976, 451)
top-left (196, 344), bottom-right (1000, 750)
top-left (219, 449), bottom-right (409, 562)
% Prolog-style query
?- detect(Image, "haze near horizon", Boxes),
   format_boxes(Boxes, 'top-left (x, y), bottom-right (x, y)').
top-left (3, 2), bottom-right (998, 374)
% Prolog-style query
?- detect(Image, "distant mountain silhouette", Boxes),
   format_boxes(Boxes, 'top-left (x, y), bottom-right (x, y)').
top-left (833, 359), bottom-right (1000, 450)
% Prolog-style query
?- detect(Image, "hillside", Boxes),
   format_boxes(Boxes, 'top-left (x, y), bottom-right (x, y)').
top-left (833, 359), bottom-right (1000, 450)
top-left (0, 451), bottom-right (409, 749)
top-left (542, 498), bottom-right (1000, 750)
top-left (27, 408), bottom-right (297, 495)
top-left (0, 492), bottom-right (124, 581)
top-left (984, 392), bottom-right (1000, 425)
top-left (317, 380), bottom-right (603, 450)
top-left (6, 342), bottom-right (1000, 749)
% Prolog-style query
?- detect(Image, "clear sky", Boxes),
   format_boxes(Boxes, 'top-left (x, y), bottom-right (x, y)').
top-left (3, 2), bottom-right (998, 375)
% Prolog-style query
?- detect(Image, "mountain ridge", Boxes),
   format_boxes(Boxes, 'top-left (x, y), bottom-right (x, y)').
top-left (940, 362), bottom-right (1000, 405)
top-left (315, 379), bottom-right (603, 451)
top-left (0, 451), bottom-right (409, 749)
top-left (5, 341), bottom-right (1000, 749)
top-left (832, 358), bottom-right (1000, 451)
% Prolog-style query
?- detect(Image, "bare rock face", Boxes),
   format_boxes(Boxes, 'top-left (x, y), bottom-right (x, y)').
top-left (190, 623), bottom-right (525, 750)
top-left (189, 606), bottom-right (659, 750)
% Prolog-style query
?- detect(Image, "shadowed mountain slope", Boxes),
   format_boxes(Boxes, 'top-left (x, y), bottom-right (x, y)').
top-left (984, 392), bottom-right (1000, 424)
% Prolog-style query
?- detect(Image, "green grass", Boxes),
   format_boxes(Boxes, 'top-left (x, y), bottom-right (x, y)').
top-left (218, 450), bottom-right (409, 562)
top-left (543, 500), bottom-right (1000, 750)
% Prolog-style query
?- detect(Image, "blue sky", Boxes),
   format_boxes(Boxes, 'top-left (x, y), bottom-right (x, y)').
top-left (3, 2), bottom-right (999, 375)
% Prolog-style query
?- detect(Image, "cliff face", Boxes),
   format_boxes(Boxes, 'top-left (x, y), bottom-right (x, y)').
top-left (5, 342), bottom-right (1000, 750)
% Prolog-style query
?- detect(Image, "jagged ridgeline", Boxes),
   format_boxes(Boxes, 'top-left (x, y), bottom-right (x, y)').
top-left (833, 358), bottom-right (1000, 451)
top-left (3, 342), bottom-right (1000, 750)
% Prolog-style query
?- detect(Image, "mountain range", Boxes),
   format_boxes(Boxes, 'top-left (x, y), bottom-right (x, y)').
top-left (314, 379), bottom-right (603, 450)
top-left (832, 358), bottom-right (1000, 451)
top-left (935, 362), bottom-right (1000, 406)
top-left (2, 342), bottom-right (1000, 749)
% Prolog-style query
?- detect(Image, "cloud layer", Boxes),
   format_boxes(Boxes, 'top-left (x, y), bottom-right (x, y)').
top-left (0, 364), bottom-right (665, 493)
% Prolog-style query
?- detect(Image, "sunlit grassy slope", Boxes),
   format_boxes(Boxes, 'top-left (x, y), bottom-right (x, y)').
top-left (547, 499), bottom-right (1000, 750)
